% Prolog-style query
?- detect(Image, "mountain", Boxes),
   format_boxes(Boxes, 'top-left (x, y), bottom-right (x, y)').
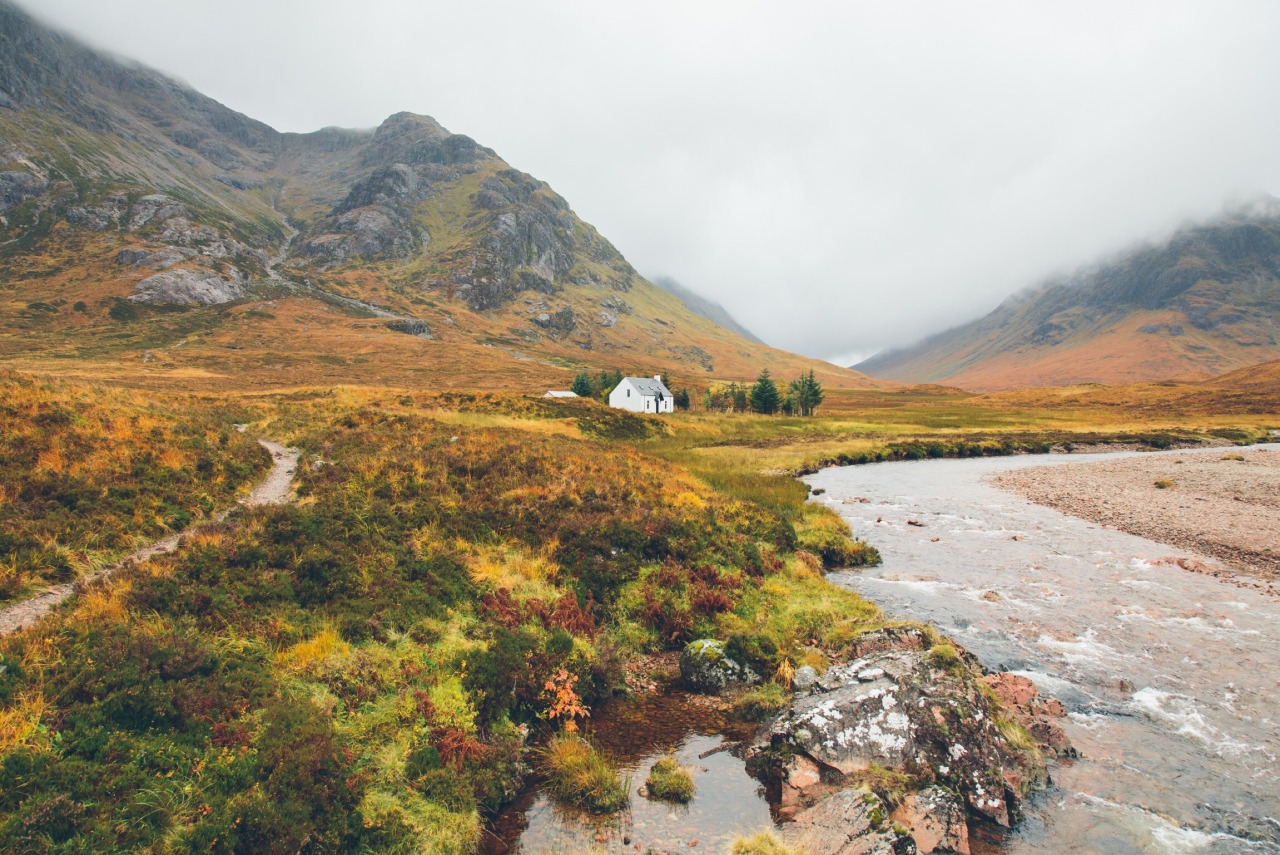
top-left (651, 275), bottom-right (765, 344)
top-left (856, 199), bottom-right (1280, 391)
top-left (0, 1), bottom-right (876, 392)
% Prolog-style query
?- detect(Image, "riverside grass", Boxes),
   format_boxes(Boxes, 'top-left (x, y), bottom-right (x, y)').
top-left (540, 734), bottom-right (628, 813)
top-left (644, 754), bottom-right (695, 803)
top-left (0, 368), bottom-right (1276, 853)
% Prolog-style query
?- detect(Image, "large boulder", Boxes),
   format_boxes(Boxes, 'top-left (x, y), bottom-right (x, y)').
top-left (130, 266), bottom-right (246, 306)
top-left (750, 631), bottom-right (1057, 833)
top-left (783, 787), bottom-right (917, 855)
top-left (678, 639), bottom-right (758, 694)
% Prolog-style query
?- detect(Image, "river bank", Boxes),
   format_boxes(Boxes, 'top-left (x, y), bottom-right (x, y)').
top-left (995, 446), bottom-right (1280, 585)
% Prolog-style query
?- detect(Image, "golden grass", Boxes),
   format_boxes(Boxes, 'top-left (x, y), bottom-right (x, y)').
top-left (277, 626), bottom-right (352, 674)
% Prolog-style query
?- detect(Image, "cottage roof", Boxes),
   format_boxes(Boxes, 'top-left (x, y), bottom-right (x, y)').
top-left (622, 377), bottom-right (670, 396)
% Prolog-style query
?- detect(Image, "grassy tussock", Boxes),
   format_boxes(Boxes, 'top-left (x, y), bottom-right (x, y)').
top-left (730, 830), bottom-right (806, 855)
top-left (540, 734), bottom-right (628, 813)
top-left (644, 754), bottom-right (695, 802)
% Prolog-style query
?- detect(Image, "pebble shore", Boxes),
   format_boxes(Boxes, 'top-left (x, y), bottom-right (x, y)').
top-left (995, 448), bottom-right (1280, 587)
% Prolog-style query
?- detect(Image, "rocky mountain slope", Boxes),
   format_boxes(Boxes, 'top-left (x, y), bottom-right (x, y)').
top-left (0, 0), bottom-right (873, 392)
top-left (856, 200), bottom-right (1280, 391)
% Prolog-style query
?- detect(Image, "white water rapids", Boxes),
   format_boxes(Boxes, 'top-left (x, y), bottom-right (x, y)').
top-left (807, 447), bottom-right (1280, 854)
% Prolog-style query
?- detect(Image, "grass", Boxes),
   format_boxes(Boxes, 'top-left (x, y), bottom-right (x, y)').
top-left (1154, 479), bottom-right (1175, 489)
top-left (730, 831), bottom-right (806, 855)
top-left (730, 682), bottom-right (791, 722)
top-left (539, 734), bottom-right (628, 813)
top-left (644, 754), bottom-right (695, 803)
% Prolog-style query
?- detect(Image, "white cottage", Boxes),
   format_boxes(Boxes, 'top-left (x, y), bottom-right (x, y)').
top-left (609, 375), bottom-right (674, 414)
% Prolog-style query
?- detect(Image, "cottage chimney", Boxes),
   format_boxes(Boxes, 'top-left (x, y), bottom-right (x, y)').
top-left (654, 374), bottom-right (662, 383)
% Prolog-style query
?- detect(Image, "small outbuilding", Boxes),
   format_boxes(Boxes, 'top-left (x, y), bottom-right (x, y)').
top-left (609, 375), bottom-right (673, 414)
top-left (543, 390), bottom-right (578, 399)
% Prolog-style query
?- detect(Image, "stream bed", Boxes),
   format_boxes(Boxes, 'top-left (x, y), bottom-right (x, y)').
top-left (808, 447), bottom-right (1280, 854)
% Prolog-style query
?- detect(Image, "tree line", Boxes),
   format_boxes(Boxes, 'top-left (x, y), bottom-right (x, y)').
top-left (567, 368), bottom-right (824, 416)
top-left (702, 369), bottom-right (824, 416)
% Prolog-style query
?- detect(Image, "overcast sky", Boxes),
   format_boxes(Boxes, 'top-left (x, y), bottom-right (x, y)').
top-left (21, 0), bottom-right (1280, 364)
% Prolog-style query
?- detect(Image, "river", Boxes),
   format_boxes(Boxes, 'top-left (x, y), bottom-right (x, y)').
top-left (806, 448), bottom-right (1280, 854)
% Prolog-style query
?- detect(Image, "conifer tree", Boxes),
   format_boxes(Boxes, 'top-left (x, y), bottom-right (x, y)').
top-left (749, 369), bottom-right (781, 414)
top-left (789, 369), bottom-right (825, 416)
top-left (571, 372), bottom-right (592, 397)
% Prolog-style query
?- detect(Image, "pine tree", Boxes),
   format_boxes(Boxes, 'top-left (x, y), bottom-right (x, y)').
top-left (749, 369), bottom-right (781, 414)
top-left (789, 369), bottom-right (825, 416)
top-left (674, 388), bottom-right (691, 410)
top-left (571, 372), bottom-right (592, 397)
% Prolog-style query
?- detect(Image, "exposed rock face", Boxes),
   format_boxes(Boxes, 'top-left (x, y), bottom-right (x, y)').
top-left (301, 206), bottom-right (420, 263)
top-left (679, 639), bottom-right (759, 693)
top-left (890, 786), bottom-right (970, 854)
top-left (979, 673), bottom-right (1071, 757)
top-left (130, 266), bottom-right (245, 306)
top-left (385, 319), bottom-right (432, 339)
top-left (783, 787), bottom-right (917, 855)
top-left (532, 307), bottom-right (576, 335)
top-left (0, 170), bottom-right (46, 210)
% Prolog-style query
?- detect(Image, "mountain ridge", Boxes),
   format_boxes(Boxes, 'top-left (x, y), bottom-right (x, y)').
top-left (856, 199), bottom-right (1280, 391)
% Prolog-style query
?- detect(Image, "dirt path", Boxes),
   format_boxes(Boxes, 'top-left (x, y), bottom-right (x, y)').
top-left (0, 438), bottom-right (300, 637)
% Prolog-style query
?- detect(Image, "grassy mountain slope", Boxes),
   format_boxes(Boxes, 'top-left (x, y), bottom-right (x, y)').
top-left (856, 200), bottom-right (1280, 391)
top-left (0, 1), bottom-right (875, 394)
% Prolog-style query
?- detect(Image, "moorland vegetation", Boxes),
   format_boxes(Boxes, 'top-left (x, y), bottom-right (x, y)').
top-left (0, 364), bottom-right (1276, 854)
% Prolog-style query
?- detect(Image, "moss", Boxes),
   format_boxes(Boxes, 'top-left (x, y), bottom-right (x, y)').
top-left (926, 643), bottom-right (963, 671)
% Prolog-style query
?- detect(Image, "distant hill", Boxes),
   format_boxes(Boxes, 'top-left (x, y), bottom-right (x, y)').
top-left (856, 199), bottom-right (1280, 391)
top-left (0, 0), bottom-right (877, 393)
top-left (651, 276), bottom-right (765, 344)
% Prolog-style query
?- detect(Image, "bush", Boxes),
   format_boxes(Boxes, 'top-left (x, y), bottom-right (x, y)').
top-left (644, 754), bottom-right (695, 802)
top-left (1154, 479), bottom-right (1174, 489)
top-left (539, 733), bottom-right (628, 813)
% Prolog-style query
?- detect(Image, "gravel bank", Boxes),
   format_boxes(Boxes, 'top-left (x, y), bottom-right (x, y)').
top-left (995, 448), bottom-right (1280, 583)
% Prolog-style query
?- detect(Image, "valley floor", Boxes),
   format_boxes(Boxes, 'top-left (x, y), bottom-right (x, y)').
top-left (995, 446), bottom-right (1280, 585)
